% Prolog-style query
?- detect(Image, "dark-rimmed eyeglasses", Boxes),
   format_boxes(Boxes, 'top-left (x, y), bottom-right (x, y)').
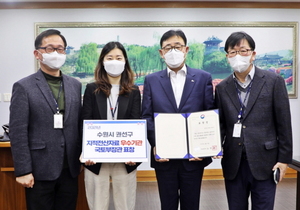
top-left (37, 46), bottom-right (66, 54)
top-left (161, 45), bottom-right (185, 53)
top-left (227, 49), bottom-right (253, 57)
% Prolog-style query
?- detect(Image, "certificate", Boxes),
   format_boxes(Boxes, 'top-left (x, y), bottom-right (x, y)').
top-left (154, 109), bottom-right (222, 159)
top-left (81, 120), bottom-right (148, 163)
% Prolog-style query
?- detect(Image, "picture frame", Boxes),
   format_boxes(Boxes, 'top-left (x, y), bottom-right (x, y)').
top-left (35, 21), bottom-right (298, 98)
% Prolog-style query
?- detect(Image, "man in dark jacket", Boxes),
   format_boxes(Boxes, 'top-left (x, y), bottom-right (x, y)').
top-left (215, 31), bottom-right (293, 210)
top-left (9, 29), bottom-right (82, 210)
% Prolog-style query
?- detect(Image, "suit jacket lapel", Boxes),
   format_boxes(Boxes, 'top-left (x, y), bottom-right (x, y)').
top-left (118, 94), bottom-right (129, 119)
top-left (178, 69), bottom-right (195, 112)
top-left (35, 70), bottom-right (57, 114)
top-left (243, 68), bottom-right (265, 120)
top-left (62, 74), bottom-right (74, 122)
top-left (225, 76), bottom-right (241, 112)
top-left (95, 90), bottom-right (129, 120)
top-left (96, 91), bottom-right (107, 119)
top-left (158, 70), bottom-right (178, 111)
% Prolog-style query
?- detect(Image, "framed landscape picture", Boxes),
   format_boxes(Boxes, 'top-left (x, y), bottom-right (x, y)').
top-left (35, 21), bottom-right (298, 98)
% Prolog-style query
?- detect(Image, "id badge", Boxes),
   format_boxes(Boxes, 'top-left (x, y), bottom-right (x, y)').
top-left (54, 113), bottom-right (63, 129)
top-left (233, 123), bottom-right (242, 137)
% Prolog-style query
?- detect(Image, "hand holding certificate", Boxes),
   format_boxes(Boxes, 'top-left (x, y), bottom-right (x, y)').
top-left (154, 109), bottom-right (222, 159)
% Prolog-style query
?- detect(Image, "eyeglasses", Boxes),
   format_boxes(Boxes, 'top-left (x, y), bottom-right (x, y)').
top-left (37, 46), bottom-right (66, 54)
top-left (227, 49), bottom-right (253, 57)
top-left (161, 44), bottom-right (185, 53)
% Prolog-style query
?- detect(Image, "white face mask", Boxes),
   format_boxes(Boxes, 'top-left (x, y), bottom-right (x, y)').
top-left (103, 60), bottom-right (125, 77)
top-left (164, 49), bottom-right (185, 69)
top-left (228, 54), bottom-right (252, 73)
top-left (39, 51), bottom-right (66, 69)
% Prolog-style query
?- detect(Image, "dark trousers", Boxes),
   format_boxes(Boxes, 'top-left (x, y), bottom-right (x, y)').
top-left (155, 161), bottom-right (204, 210)
top-left (25, 168), bottom-right (78, 210)
top-left (225, 158), bottom-right (276, 210)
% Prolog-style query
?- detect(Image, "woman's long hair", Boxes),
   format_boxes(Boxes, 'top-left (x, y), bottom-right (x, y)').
top-left (94, 41), bottom-right (135, 97)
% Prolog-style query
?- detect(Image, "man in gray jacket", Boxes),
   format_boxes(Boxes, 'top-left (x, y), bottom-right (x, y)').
top-left (9, 29), bottom-right (82, 210)
top-left (215, 31), bottom-right (293, 210)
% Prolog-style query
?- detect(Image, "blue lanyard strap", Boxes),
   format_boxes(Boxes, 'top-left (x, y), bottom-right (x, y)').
top-left (234, 79), bottom-right (253, 122)
top-left (54, 81), bottom-right (63, 114)
top-left (108, 96), bottom-right (119, 120)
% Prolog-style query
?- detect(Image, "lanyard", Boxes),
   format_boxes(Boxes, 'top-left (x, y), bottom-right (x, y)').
top-left (234, 79), bottom-right (253, 123)
top-left (108, 96), bottom-right (119, 120)
top-left (53, 81), bottom-right (63, 114)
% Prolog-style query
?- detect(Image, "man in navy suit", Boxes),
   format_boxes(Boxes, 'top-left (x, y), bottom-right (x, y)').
top-left (215, 31), bottom-right (293, 210)
top-left (142, 30), bottom-right (214, 210)
top-left (9, 29), bottom-right (82, 210)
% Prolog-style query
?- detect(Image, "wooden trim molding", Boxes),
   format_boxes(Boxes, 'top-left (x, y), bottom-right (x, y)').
top-left (0, 142), bottom-right (297, 181)
top-left (1, 1), bottom-right (300, 9)
top-left (2, 167), bottom-right (295, 181)
top-left (0, 167), bottom-right (14, 172)
top-left (137, 167), bottom-right (297, 182)
top-left (285, 167), bottom-right (297, 178)
top-left (0, 142), bottom-right (10, 147)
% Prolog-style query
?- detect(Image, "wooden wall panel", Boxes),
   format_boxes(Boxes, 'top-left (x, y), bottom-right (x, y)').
top-left (0, 143), bottom-right (89, 210)
top-left (0, 146), bottom-right (26, 210)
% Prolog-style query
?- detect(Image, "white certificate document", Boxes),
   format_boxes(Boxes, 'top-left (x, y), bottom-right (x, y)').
top-left (154, 109), bottom-right (222, 159)
top-left (154, 113), bottom-right (188, 159)
top-left (81, 120), bottom-right (148, 163)
top-left (187, 110), bottom-right (222, 158)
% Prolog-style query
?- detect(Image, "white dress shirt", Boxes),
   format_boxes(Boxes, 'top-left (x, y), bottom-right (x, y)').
top-left (168, 65), bottom-right (187, 108)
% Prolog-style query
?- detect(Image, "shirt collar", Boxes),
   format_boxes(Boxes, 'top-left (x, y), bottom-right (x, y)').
top-left (233, 64), bottom-right (255, 82)
top-left (167, 65), bottom-right (187, 77)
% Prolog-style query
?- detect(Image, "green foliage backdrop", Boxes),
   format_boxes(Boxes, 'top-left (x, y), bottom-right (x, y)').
top-left (37, 21), bottom-right (297, 97)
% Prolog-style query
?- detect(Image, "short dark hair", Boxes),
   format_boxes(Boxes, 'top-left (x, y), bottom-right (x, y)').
top-left (34, 29), bottom-right (67, 49)
top-left (160, 30), bottom-right (187, 47)
top-left (224, 31), bottom-right (255, 53)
